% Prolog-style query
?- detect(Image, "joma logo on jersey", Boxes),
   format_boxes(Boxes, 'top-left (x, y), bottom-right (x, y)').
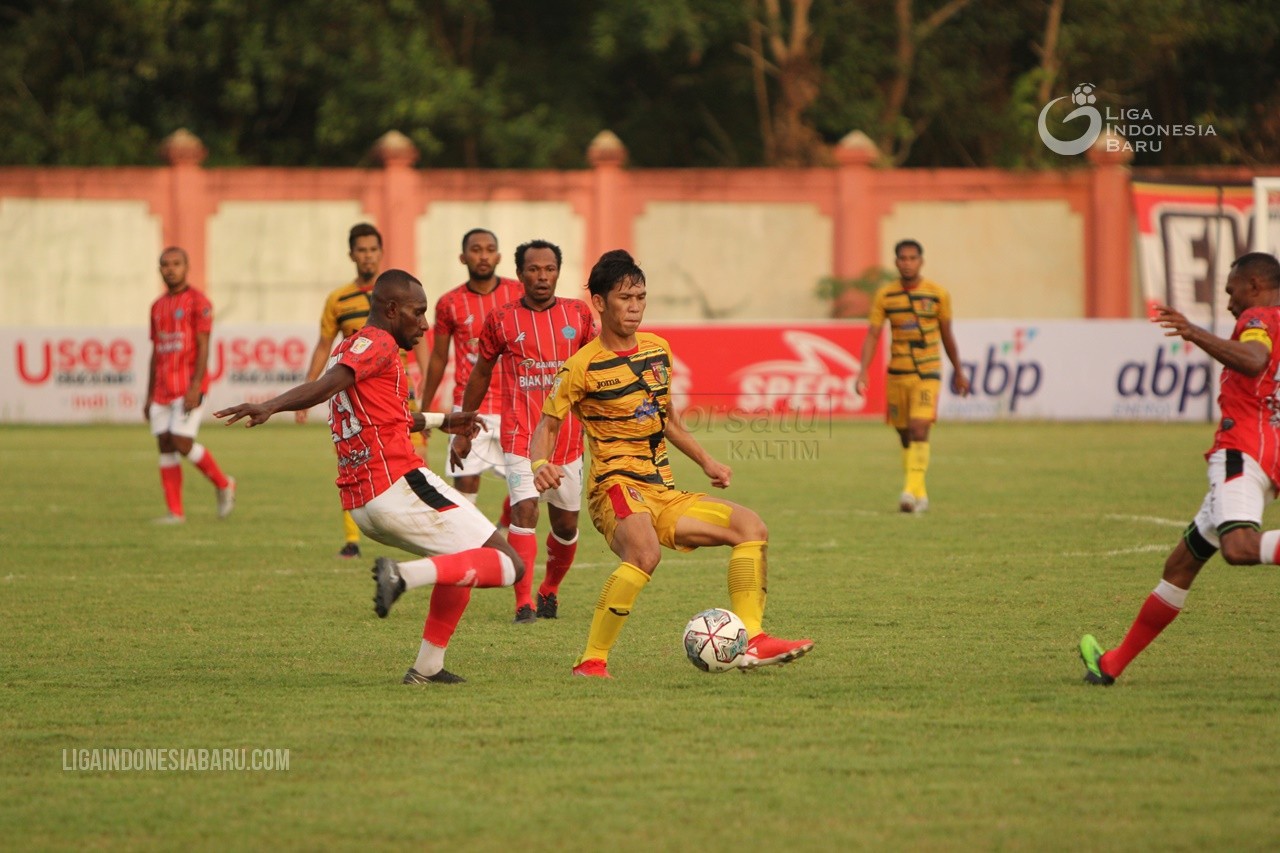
top-left (597, 377), bottom-right (622, 387)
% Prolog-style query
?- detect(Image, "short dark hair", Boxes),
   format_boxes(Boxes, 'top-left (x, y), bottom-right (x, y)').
top-left (461, 228), bottom-right (498, 252)
top-left (587, 249), bottom-right (645, 299)
top-left (1231, 252), bottom-right (1280, 289)
top-left (371, 269), bottom-right (422, 306)
top-left (349, 223), bottom-right (382, 251)
top-left (515, 239), bottom-right (563, 272)
top-left (894, 239), bottom-right (923, 257)
top-left (159, 246), bottom-right (188, 263)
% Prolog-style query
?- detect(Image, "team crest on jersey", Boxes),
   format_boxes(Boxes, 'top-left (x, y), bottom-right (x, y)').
top-left (648, 361), bottom-right (669, 385)
top-left (561, 325), bottom-right (577, 340)
top-left (174, 309), bottom-right (184, 319)
top-left (351, 337), bottom-right (373, 354)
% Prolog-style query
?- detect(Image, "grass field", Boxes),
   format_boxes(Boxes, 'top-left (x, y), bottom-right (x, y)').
top-left (4, 420), bottom-right (1280, 850)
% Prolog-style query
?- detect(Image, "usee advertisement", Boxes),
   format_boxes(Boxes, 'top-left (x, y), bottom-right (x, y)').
top-left (1, 320), bottom-right (1220, 424)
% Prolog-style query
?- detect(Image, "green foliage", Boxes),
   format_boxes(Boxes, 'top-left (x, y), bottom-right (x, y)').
top-left (0, 1), bottom-right (1274, 167)
top-left (5, 421), bottom-right (1280, 847)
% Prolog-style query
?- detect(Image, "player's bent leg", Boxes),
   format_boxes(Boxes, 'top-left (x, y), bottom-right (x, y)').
top-left (1218, 524), bottom-right (1263, 566)
top-left (1084, 540), bottom-right (1201, 684)
top-left (575, 513), bottom-right (660, 678)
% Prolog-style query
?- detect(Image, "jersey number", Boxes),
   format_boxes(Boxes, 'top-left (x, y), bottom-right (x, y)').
top-left (331, 390), bottom-right (363, 441)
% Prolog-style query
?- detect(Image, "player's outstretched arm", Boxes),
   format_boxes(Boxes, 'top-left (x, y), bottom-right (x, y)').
top-left (529, 413), bottom-right (564, 492)
top-left (1152, 304), bottom-right (1269, 376)
top-left (664, 406), bottom-right (731, 488)
top-left (413, 410), bottom-right (487, 436)
top-left (216, 364), bottom-right (355, 427)
top-left (296, 333), bottom-right (336, 423)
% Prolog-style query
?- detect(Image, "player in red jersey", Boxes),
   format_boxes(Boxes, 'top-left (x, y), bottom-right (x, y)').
top-left (1080, 252), bottom-right (1280, 685)
top-left (456, 239), bottom-right (597, 623)
top-left (419, 229), bottom-right (521, 526)
top-left (144, 247), bottom-right (235, 524)
top-left (215, 270), bottom-right (525, 685)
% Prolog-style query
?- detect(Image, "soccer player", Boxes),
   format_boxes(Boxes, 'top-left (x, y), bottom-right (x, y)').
top-left (298, 223), bottom-right (431, 559)
top-left (1080, 252), bottom-right (1280, 686)
top-left (456, 239), bottom-right (597, 623)
top-left (144, 246), bottom-right (235, 523)
top-left (420, 228), bottom-right (521, 526)
top-left (529, 249), bottom-right (814, 679)
top-left (855, 239), bottom-right (970, 513)
top-left (216, 270), bottom-right (525, 685)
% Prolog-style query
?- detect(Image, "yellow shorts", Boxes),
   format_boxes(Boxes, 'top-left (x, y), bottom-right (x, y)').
top-left (885, 376), bottom-right (939, 430)
top-left (589, 480), bottom-right (719, 552)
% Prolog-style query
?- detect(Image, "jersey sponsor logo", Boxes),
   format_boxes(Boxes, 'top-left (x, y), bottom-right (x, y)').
top-left (733, 330), bottom-right (863, 413)
top-left (351, 337), bottom-right (373, 354)
top-left (336, 448), bottom-right (371, 469)
top-left (634, 398), bottom-right (659, 420)
top-left (520, 357), bottom-right (536, 369)
top-left (597, 377), bottom-right (622, 388)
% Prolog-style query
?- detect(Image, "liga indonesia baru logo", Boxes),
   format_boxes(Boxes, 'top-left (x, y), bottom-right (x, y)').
top-left (1037, 83), bottom-right (1216, 155)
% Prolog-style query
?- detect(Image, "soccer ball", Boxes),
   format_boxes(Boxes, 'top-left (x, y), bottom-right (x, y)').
top-left (1071, 83), bottom-right (1097, 106)
top-left (683, 608), bottom-right (749, 673)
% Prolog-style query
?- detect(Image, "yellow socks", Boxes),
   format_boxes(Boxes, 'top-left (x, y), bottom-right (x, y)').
top-left (579, 562), bottom-right (650, 664)
top-left (342, 510), bottom-right (360, 544)
top-left (905, 441), bottom-right (930, 498)
top-left (728, 540), bottom-right (766, 637)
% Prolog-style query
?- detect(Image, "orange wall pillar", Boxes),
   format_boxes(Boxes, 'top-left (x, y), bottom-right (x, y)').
top-left (159, 129), bottom-right (210, 287)
top-left (371, 131), bottom-right (420, 272)
top-left (833, 131), bottom-right (881, 278)
top-left (1086, 129), bottom-right (1134, 318)
top-left (587, 130), bottom-right (629, 264)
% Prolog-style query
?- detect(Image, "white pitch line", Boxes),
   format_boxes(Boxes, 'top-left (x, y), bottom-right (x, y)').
top-left (1063, 544), bottom-right (1168, 558)
top-left (1104, 513), bottom-right (1185, 528)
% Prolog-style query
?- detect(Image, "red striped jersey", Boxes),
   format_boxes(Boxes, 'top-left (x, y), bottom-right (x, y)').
top-left (477, 297), bottom-right (597, 461)
top-left (149, 286), bottom-right (213, 404)
top-left (433, 277), bottom-right (522, 413)
top-left (1210, 305), bottom-right (1280, 483)
top-left (329, 327), bottom-right (421, 510)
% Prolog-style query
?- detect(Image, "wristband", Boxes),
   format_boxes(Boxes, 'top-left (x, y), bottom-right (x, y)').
top-left (531, 458), bottom-right (549, 472)
top-left (422, 412), bottom-right (446, 430)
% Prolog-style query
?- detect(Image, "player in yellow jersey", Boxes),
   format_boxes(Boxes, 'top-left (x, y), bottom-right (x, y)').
top-left (528, 249), bottom-right (814, 679)
top-left (297, 223), bottom-right (431, 557)
top-left (856, 239), bottom-right (970, 513)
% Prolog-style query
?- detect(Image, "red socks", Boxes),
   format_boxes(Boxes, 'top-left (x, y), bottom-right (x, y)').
top-left (507, 526), bottom-right (537, 609)
top-left (428, 547), bottom-right (515, 587)
top-left (159, 453), bottom-right (183, 516)
top-left (423, 586), bottom-right (472, 647)
top-left (187, 443), bottom-right (230, 489)
top-left (1100, 592), bottom-right (1182, 677)
top-left (541, 532), bottom-right (578, 596)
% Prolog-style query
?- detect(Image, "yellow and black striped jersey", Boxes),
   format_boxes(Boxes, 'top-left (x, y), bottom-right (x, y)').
top-left (319, 280), bottom-right (374, 341)
top-left (544, 332), bottom-right (674, 492)
top-left (867, 279), bottom-right (953, 380)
